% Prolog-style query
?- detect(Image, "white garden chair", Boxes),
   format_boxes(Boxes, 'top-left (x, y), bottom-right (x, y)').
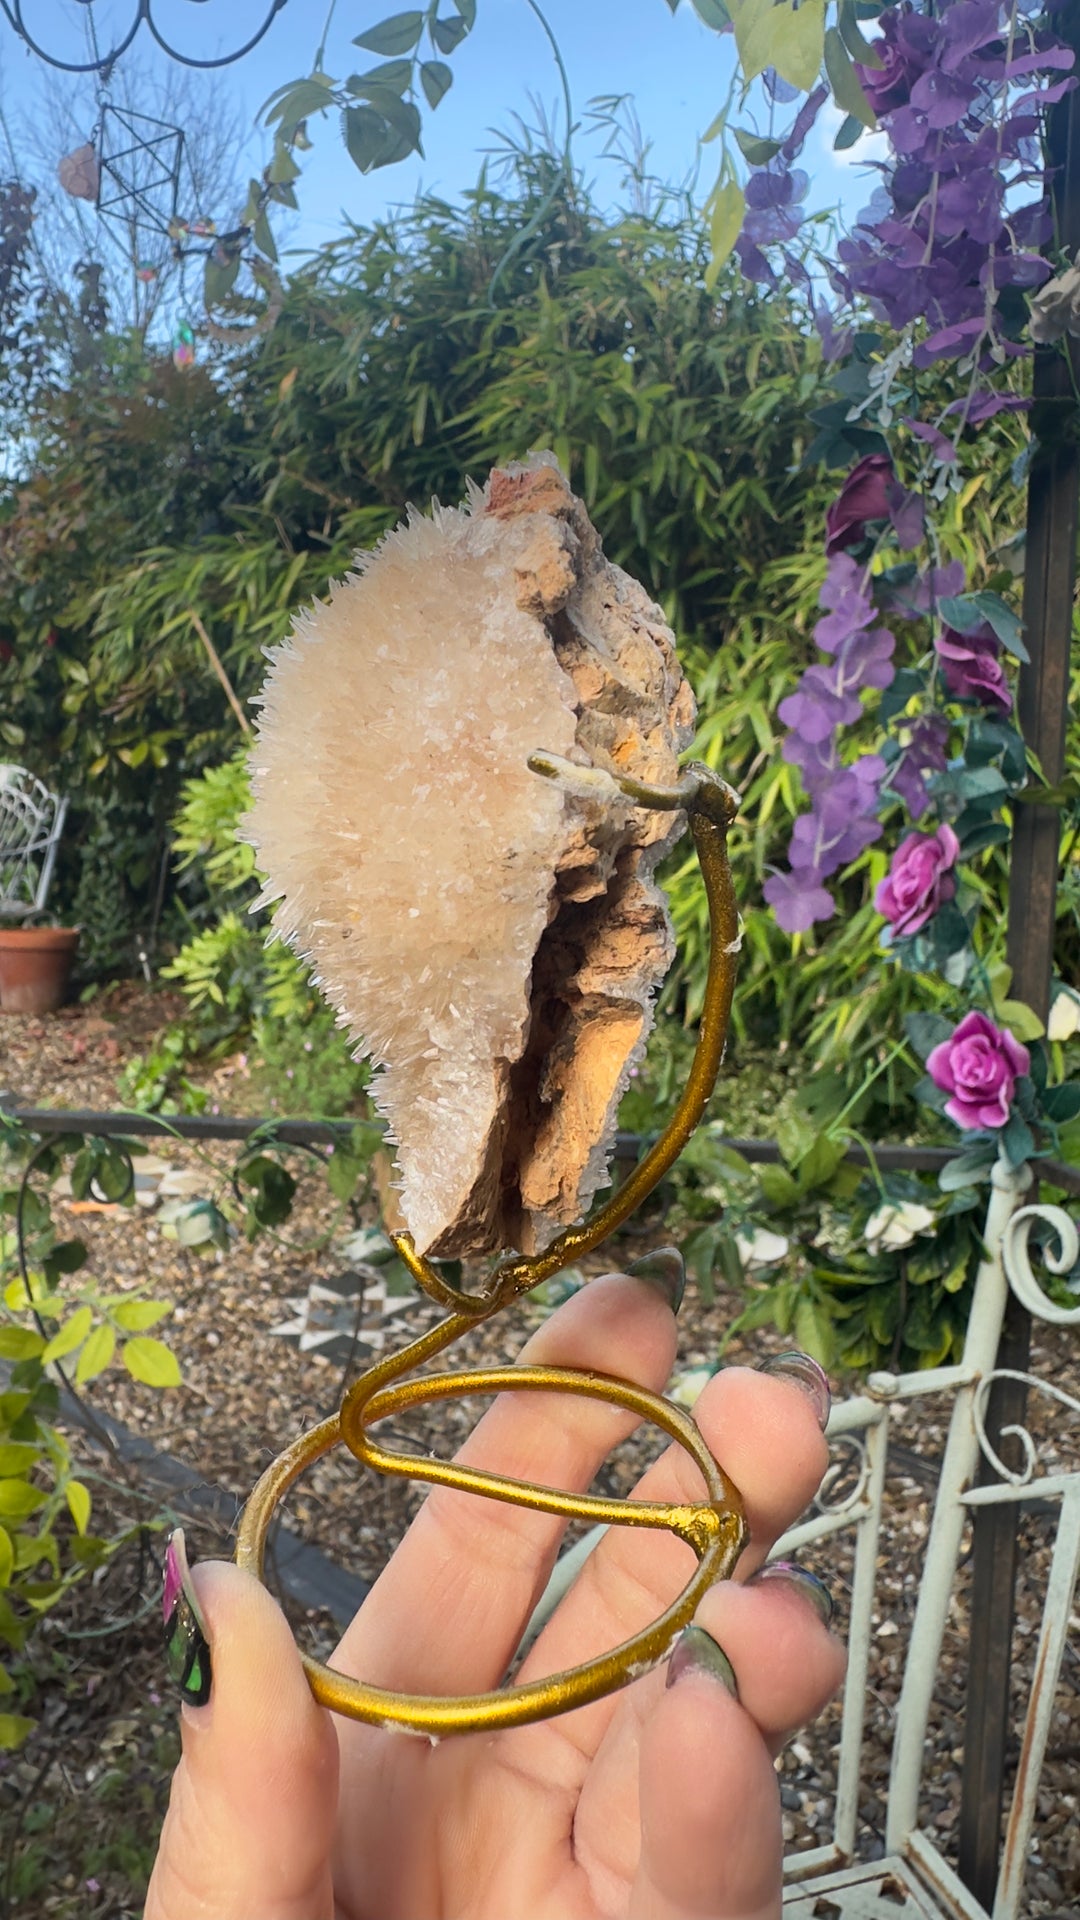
top-left (0, 764), bottom-right (69, 919)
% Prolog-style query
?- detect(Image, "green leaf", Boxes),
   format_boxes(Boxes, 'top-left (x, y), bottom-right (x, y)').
top-left (111, 1298), bottom-right (171, 1333)
top-left (122, 1337), bottom-right (182, 1388)
top-left (263, 78), bottom-right (337, 128)
top-left (732, 0), bottom-right (781, 84)
top-left (838, 0), bottom-right (883, 67)
top-left (351, 58), bottom-right (413, 94)
top-left (0, 1481), bottom-right (46, 1521)
top-left (0, 1329), bottom-right (44, 1362)
top-left (793, 1296), bottom-right (835, 1368)
top-left (253, 209), bottom-right (278, 263)
top-left (204, 252), bottom-right (241, 308)
top-left (1002, 1113), bottom-right (1036, 1168)
top-left (0, 1714), bottom-right (35, 1749)
top-left (66, 1480), bottom-right (91, 1535)
top-left (797, 1132), bottom-right (848, 1194)
top-left (345, 105), bottom-right (392, 173)
top-left (0, 1444), bottom-right (38, 1475)
top-left (353, 10), bottom-right (425, 55)
top-left (43, 1240), bottom-right (87, 1277)
top-left (420, 59), bottom-right (454, 108)
top-left (733, 128), bottom-right (784, 166)
top-left (1042, 1083), bottom-right (1080, 1123)
top-left (997, 998), bottom-right (1045, 1043)
top-left (692, 0), bottom-right (732, 25)
top-left (824, 25), bottom-right (876, 129)
top-left (40, 1306), bottom-right (93, 1367)
top-left (939, 592), bottom-right (1027, 660)
top-left (938, 1145), bottom-right (997, 1191)
top-left (769, 0), bottom-right (827, 90)
top-left (74, 1324), bottom-right (115, 1383)
top-left (704, 180), bottom-right (745, 289)
top-left (0, 1529), bottom-right (11, 1588)
top-left (269, 143), bottom-right (300, 184)
top-left (431, 13), bottom-right (469, 53)
top-left (758, 1163), bottom-right (800, 1209)
top-left (904, 1012), bottom-right (954, 1062)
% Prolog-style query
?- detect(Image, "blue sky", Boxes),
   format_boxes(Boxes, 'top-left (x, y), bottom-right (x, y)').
top-left (0, 1), bottom-right (887, 260)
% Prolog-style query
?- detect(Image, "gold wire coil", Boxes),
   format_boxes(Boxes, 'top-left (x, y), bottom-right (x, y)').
top-left (236, 765), bottom-right (747, 1735)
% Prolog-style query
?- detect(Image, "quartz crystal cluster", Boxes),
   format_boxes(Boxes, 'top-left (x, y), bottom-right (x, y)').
top-left (245, 455), bottom-right (694, 1256)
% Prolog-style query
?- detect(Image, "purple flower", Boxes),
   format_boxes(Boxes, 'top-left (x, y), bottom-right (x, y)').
top-left (857, 7), bottom-right (941, 116)
top-left (876, 560), bottom-right (966, 621)
top-left (889, 714), bottom-right (950, 820)
top-left (825, 455), bottom-right (894, 555)
top-left (927, 1010), bottom-right (1030, 1130)
top-left (875, 824), bottom-right (960, 935)
top-left (763, 866), bottom-right (836, 934)
top-left (935, 624), bottom-right (1013, 712)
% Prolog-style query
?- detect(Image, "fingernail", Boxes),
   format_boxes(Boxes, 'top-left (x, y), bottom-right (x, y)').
top-left (666, 1624), bottom-right (739, 1697)
top-left (628, 1246), bottom-right (685, 1314)
top-left (748, 1561), bottom-right (834, 1630)
top-left (755, 1350), bottom-right (831, 1430)
top-left (163, 1528), bottom-right (212, 1708)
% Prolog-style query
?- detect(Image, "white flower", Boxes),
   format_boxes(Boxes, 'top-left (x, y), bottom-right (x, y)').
top-left (734, 1226), bottom-right (790, 1269)
top-left (1048, 988), bottom-right (1080, 1043)
top-left (864, 1201), bottom-right (936, 1253)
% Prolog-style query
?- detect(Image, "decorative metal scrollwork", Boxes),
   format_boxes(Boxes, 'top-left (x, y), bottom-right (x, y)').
top-left (972, 1367), bottom-right (1080, 1486)
top-left (1001, 1203), bottom-right (1080, 1327)
top-left (814, 1431), bottom-right (873, 1517)
top-left (0, 0), bottom-right (289, 76)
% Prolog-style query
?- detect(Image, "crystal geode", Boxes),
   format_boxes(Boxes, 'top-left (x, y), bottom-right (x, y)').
top-left (245, 455), bottom-right (695, 1257)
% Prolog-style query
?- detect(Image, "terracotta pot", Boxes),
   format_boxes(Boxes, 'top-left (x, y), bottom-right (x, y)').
top-left (0, 927), bottom-right (80, 1015)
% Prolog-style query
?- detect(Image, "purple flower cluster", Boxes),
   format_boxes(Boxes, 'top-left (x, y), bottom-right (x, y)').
top-left (763, 552), bottom-right (896, 933)
top-left (833, 1), bottom-right (1073, 366)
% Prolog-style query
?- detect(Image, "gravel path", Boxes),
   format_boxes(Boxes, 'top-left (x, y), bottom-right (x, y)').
top-left (1, 989), bottom-right (1077, 1914)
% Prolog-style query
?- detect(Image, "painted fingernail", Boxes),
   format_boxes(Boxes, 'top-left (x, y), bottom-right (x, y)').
top-left (163, 1529), bottom-right (212, 1708)
top-left (755, 1350), bottom-right (831, 1430)
top-left (628, 1247), bottom-right (685, 1314)
top-left (748, 1561), bottom-right (834, 1630)
top-left (666, 1624), bottom-right (739, 1697)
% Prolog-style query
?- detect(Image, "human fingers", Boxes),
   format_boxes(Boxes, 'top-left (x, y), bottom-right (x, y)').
top-left (629, 1628), bottom-right (785, 1919)
top-left (574, 1564), bottom-right (845, 1902)
top-left (513, 1358), bottom-right (830, 1761)
top-left (145, 1538), bottom-right (339, 1920)
top-left (331, 1265), bottom-right (682, 1699)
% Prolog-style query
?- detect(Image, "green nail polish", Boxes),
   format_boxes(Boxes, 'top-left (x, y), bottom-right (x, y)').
top-left (666, 1624), bottom-right (739, 1697)
top-left (628, 1247), bottom-right (686, 1314)
top-left (755, 1350), bottom-right (831, 1430)
top-left (749, 1561), bottom-right (834, 1629)
top-left (163, 1529), bottom-right (212, 1709)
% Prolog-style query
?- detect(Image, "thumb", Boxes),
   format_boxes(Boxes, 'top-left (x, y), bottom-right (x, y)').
top-left (146, 1532), bottom-right (339, 1920)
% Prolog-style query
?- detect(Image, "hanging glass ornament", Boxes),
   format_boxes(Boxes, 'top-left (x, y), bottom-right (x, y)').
top-left (58, 142), bottom-right (100, 201)
top-left (172, 320), bottom-right (195, 368)
top-left (136, 261), bottom-right (158, 283)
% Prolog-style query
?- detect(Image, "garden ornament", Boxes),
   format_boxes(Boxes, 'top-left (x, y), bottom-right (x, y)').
top-left (236, 455), bottom-right (749, 1735)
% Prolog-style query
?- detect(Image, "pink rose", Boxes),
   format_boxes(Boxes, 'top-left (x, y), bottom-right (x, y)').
top-left (824, 454), bottom-right (893, 555)
top-left (875, 823), bottom-right (959, 936)
top-left (926, 1011), bottom-right (1030, 1131)
top-left (934, 624), bottom-right (1013, 713)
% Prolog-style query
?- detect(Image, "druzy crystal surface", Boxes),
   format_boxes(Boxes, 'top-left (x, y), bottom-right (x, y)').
top-left (246, 456), bottom-right (694, 1256)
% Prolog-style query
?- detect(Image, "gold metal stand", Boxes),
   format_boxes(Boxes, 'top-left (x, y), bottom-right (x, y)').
top-left (236, 762), bottom-right (748, 1734)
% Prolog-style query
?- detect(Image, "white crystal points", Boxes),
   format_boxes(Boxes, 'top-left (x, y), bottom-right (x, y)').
top-left (246, 495), bottom-right (579, 1254)
top-left (246, 455), bottom-right (696, 1259)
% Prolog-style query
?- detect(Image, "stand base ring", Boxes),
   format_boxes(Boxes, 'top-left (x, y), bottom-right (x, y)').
top-left (236, 1369), bottom-right (747, 1737)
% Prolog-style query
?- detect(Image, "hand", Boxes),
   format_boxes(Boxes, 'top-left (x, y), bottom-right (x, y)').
top-left (146, 1270), bottom-right (844, 1919)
